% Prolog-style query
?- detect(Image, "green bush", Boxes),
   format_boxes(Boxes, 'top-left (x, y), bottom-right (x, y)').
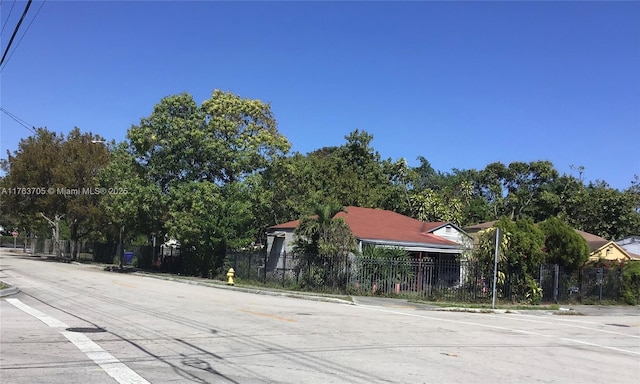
top-left (620, 262), bottom-right (640, 305)
top-left (524, 276), bottom-right (543, 305)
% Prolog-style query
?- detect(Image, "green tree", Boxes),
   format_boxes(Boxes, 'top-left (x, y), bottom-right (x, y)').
top-left (535, 173), bottom-right (585, 222)
top-left (408, 180), bottom-right (473, 225)
top-left (582, 181), bottom-right (639, 239)
top-left (1, 127), bottom-right (111, 258)
top-left (293, 203), bottom-right (356, 288)
top-left (472, 161), bottom-right (559, 222)
top-left (166, 181), bottom-right (254, 277)
top-left (253, 129), bottom-right (401, 233)
top-left (128, 90), bottom-right (290, 191)
top-left (503, 161), bottom-right (558, 220)
top-left (620, 261), bottom-right (640, 305)
top-left (294, 202), bottom-right (348, 255)
top-left (96, 143), bottom-right (165, 246)
top-left (124, 90), bottom-right (291, 273)
top-left (332, 129), bottom-right (396, 208)
top-left (473, 218), bottom-right (545, 302)
top-left (539, 217), bottom-right (589, 269)
top-left (475, 162), bottom-right (510, 219)
top-left (60, 128), bottom-right (112, 257)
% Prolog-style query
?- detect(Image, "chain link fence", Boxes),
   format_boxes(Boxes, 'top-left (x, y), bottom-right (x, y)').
top-left (539, 264), bottom-right (623, 303)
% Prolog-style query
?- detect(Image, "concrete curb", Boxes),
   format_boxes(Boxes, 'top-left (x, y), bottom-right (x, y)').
top-left (432, 307), bottom-right (510, 314)
top-left (133, 271), bottom-right (356, 306)
top-left (0, 286), bottom-right (20, 297)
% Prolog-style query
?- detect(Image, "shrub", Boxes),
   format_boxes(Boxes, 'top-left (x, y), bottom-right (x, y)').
top-left (524, 276), bottom-right (543, 305)
top-left (620, 262), bottom-right (640, 305)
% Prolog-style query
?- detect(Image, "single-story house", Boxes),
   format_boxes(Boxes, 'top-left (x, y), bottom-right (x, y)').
top-left (587, 241), bottom-right (637, 262)
top-left (266, 206), bottom-right (471, 258)
top-left (574, 230), bottom-right (640, 262)
top-left (265, 206), bottom-right (473, 289)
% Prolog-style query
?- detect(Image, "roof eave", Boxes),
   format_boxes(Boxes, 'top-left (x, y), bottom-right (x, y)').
top-left (359, 238), bottom-right (461, 253)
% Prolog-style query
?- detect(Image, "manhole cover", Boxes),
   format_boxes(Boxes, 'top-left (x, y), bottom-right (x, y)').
top-left (65, 327), bottom-right (107, 333)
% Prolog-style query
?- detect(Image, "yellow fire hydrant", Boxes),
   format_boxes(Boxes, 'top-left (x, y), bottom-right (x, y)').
top-left (226, 268), bottom-right (235, 286)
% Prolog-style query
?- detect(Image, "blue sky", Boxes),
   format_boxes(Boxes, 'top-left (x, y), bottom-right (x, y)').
top-left (1, 1), bottom-right (638, 190)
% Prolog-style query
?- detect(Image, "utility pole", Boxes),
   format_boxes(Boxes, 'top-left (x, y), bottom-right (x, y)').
top-left (41, 213), bottom-right (63, 258)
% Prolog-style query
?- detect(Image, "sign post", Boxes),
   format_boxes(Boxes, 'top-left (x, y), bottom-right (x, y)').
top-left (492, 227), bottom-right (501, 309)
top-left (12, 230), bottom-right (19, 249)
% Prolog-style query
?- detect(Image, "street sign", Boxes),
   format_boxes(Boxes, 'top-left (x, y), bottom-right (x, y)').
top-left (12, 231), bottom-right (18, 238)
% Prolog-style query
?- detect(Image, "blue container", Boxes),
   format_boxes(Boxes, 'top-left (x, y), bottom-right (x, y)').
top-left (124, 251), bottom-right (134, 264)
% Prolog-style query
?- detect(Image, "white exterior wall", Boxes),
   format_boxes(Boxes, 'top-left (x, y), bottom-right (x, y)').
top-left (431, 225), bottom-right (474, 255)
top-left (431, 225), bottom-right (465, 244)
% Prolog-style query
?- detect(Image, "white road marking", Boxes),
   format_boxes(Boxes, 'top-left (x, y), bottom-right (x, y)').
top-left (353, 304), bottom-right (640, 356)
top-left (6, 298), bottom-right (150, 384)
top-left (505, 314), bottom-right (640, 338)
top-left (61, 331), bottom-right (150, 384)
top-left (6, 298), bottom-right (69, 328)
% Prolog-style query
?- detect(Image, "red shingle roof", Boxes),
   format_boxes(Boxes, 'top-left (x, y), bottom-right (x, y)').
top-left (269, 206), bottom-right (458, 246)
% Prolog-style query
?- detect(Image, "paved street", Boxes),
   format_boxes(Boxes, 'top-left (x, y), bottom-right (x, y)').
top-left (1, 249), bottom-right (639, 384)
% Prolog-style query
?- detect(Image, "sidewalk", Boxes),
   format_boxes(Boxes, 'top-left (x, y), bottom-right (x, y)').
top-left (133, 270), bottom-right (356, 306)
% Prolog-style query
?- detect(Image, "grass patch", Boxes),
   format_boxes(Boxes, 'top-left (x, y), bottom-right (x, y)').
top-left (0, 281), bottom-right (10, 290)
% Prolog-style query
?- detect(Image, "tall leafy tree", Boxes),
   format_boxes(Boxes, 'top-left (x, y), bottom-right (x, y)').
top-left (128, 90), bottom-right (291, 191)
top-left (96, 142), bottom-right (164, 245)
top-left (472, 161), bottom-right (559, 222)
top-left (60, 128), bottom-right (112, 257)
top-left (503, 161), bottom-right (558, 220)
top-left (1, 127), bottom-right (110, 258)
top-left (125, 90), bottom-right (290, 273)
top-left (166, 181), bottom-right (253, 276)
top-left (255, 129), bottom-right (399, 231)
top-left (333, 129), bottom-right (396, 207)
top-left (535, 173), bottom-right (585, 222)
top-left (408, 178), bottom-right (473, 225)
top-left (539, 217), bottom-right (589, 269)
top-left (475, 162), bottom-right (510, 219)
top-left (1, 128), bottom-right (65, 235)
top-left (565, 180), bottom-right (640, 239)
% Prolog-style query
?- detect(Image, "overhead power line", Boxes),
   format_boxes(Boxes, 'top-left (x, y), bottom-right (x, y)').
top-left (0, 107), bottom-right (37, 134)
top-left (0, 0), bottom-right (17, 37)
top-left (0, 0), bottom-right (32, 68)
top-left (0, 0), bottom-right (45, 72)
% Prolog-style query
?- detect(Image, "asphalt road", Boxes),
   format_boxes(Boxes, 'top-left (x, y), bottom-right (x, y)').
top-left (1, 250), bottom-right (639, 384)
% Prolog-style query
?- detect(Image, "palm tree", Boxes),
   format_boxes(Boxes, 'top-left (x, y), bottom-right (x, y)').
top-left (293, 202), bottom-right (345, 255)
top-left (293, 202), bottom-right (355, 290)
